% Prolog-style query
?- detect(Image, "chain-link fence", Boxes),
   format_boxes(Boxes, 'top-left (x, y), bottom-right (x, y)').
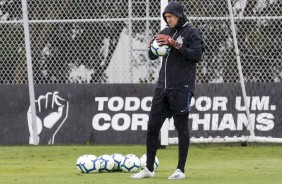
top-left (185, 0), bottom-right (282, 83)
top-left (1, 0), bottom-right (281, 84)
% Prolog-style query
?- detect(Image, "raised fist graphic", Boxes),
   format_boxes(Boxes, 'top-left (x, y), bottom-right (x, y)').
top-left (27, 91), bottom-right (69, 144)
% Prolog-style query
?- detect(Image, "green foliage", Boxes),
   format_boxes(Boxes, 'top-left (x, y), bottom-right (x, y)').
top-left (1, 144), bottom-right (282, 184)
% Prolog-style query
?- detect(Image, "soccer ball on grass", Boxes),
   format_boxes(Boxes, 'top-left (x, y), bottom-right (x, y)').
top-left (111, 153), bottom-right (125, 171)
top-left (76, 154), bottom-right (100, 173)
top-left (121, 154), bottom-right (141, 173)
top-left (139, 154), bottom-right (159, 170)
top-left (98, 154), bottom-right (115, 172)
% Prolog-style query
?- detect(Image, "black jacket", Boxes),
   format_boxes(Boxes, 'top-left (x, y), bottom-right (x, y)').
top-left (149, 1), bottom-right (204, 94)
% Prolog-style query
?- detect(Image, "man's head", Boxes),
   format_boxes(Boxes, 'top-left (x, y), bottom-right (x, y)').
top-left (163, 13), bottom-right (179, 28)
top-left (162, 1), bottom-right (187, 28)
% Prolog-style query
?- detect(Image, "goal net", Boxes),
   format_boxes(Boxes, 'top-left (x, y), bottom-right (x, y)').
top-left (160, 0), bottom-right (282, 145)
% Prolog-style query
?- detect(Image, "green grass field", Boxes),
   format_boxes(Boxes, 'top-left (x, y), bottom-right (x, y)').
top-left (1, 144), bottom-right (282, 184)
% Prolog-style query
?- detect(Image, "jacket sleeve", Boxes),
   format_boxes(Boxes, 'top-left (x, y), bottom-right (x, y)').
top-left (179, 28), bottom-right (204, 62)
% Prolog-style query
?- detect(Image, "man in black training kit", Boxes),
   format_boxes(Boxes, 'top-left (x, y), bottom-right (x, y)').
top-left (131, 1), bottom-right (204, 180)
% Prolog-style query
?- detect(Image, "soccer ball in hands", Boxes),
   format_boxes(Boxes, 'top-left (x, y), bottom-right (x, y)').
top-left (121, 155), bottom-right (141, 173)
top-left (111, 153), bottom-right (125, 171)
top-left (150, 39), bottom-right (171, 56)
top-left (139, 154), bottom-right (159, 170)
top-left (98, 154), bottom-right (115, 172)
top-left (76, 154), bottom-right (100, 173)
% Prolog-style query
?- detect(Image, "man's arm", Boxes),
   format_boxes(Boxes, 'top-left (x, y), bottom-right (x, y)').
top-left (156, 28), bottom-right (204, 62)
top-left (178, 29), bottom-right (204, 62)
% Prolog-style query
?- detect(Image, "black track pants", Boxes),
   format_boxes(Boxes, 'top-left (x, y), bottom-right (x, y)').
top-left (146, 88), bottom-right (192, 173)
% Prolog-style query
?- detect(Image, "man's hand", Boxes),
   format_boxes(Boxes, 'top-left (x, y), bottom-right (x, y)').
top-left (156, 34), bottom-right (183, 49)
top-left (148, 34), bottom-right (158, 48)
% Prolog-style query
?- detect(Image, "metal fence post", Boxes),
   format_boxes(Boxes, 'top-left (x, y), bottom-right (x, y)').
top-left (21, 0), bottom-right (39, 145)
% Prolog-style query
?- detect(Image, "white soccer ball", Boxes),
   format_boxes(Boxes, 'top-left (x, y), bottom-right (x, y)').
top-left (139, 154), bottom-right (159, 170)
top-left (98, 154), bottom-right (115, 172)
top-left (76, 155), bottom-right (85, 172)
top-left (121, 155), bottom-right (140, 173)
top-left (111, 153), bottom-right (125, 171)
top-left (125, 154), bottom-right (139, 160)
top-left (76, 154), bottom-right (100, 173)
top-left (150, 39), bottom-right (171, 56)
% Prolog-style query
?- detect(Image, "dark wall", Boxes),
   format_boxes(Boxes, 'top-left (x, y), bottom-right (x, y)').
top-left (0, 83), bottom-right (281, 145)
